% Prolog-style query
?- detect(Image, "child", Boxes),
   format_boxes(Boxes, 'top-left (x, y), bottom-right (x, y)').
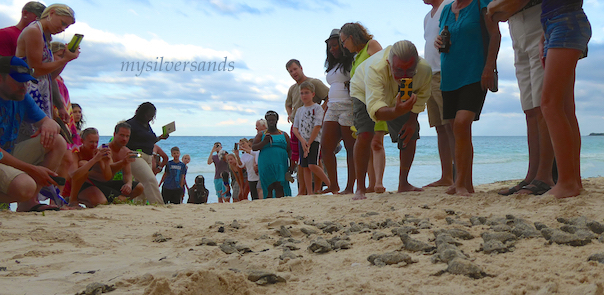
top-left (219, 171), bottom-right (232, 203)
top-left (181, 154), bottom-right (191, 202)
top-left (292, 81), bottom-right (331, 195)
top-left (159, 147), bottom-right (186, 204)
top-left (188, 175), bottom-right (209, 204)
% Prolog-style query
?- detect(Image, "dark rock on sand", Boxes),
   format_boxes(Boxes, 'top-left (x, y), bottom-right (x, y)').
top-left (220, 239), bottom-right (252, 254)
top-left (599, 234), bottom-right (604, 243)
top-left (548, 230), bottom-right (592, 246)
top-left (307, 238), bottom-right (332, 253)
top-left (588, 253), bottom-right (604, 264)
top-left (399, 233), bottom-right (435, 252)
top-left (348, 222), bottom-right (363, 233)
top-left (444, 209), bottom-right (456, 215)
top-left (367, 252), bottom-right (415, 267)
top-left (334, 240), bottom-right (352, 250)
top-left (247, 270), bottom-right (286, 285)
top-left (322, 223), bottom-right (342, 233)
top-left (511, 222), bottom-right (542, 239)
top-left (281, 243), bottom-right (300, 251)
top-left (560, 225), bottom-right (578, 234)
top-left (230, 220), bottom-right (240, 229)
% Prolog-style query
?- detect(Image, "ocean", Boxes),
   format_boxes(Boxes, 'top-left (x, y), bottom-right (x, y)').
top-left (120, 135), bottom-right (604, 204)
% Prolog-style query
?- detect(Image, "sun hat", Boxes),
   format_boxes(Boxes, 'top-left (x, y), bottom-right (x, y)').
top-left (325, 29), bottom-right (340, 43)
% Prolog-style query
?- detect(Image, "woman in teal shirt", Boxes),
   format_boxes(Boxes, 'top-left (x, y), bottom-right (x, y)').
top-left (436, 0), bottom-right (500, 196)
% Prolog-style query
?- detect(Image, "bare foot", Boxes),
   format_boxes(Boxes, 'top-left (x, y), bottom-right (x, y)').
top-left (374, 185), bottom-right (386, 193)
top-left (352, 190), bottom-right (367, 200)
top-left (366, 186), bottom-right (375, 193)
top-left (397, 184), bottom-right (424, 192)
top-left (339, 188), bottom-right (354, 195)
top-left (445, 185), bottom-right (456, 195)
top-left (454, 186), bottom-right (471, 196)
top-left (547, 183), bottom-right (582, 199)
top-left (424, 179), bottom-right (454, 188)
top-left (320, 186), bottom-right (340, 195)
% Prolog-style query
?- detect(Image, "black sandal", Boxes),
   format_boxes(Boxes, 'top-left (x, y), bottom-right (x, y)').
top-left (521, 180), bottom-right (552, 195)
top-left (498, 180), bottom-right (530, 196)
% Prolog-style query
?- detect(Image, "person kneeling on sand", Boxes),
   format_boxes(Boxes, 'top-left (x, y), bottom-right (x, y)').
top-left (0, 56), bottom-right (67, 211)
top-left (68, 123), bottom-right (143, 207)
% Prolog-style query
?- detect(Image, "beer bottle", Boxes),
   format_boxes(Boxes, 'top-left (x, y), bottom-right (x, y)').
top-left (439, 26), bottom-right (451, 53)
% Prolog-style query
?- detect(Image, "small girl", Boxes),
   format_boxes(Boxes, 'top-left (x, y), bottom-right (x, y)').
top-left (181, 154), bottom-right (191, 202)
top-left (219, 171), bottom-right (231, 203)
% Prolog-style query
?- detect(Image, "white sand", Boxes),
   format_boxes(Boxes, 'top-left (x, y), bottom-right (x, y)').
top-left (1, 178), bottom-right (603, 295)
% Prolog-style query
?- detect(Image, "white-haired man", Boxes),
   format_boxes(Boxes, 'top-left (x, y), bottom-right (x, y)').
top-left (350, 40), bottom-right (432, 200)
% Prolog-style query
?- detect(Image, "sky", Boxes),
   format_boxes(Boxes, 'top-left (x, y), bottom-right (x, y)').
top-left (1, 0), bottom-right (603, 137)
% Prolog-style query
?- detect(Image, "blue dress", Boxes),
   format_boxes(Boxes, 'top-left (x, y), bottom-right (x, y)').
top-left (258, 131), bottom-right (292, 198)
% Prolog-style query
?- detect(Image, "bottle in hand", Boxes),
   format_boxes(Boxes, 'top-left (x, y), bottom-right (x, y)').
top-left (439, 25), bottom-right (451, 53)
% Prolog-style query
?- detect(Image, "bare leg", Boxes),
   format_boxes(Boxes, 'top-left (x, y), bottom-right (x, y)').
top-left (310, 164), bottom-right (330, 193)
top-left (77, 186), bottom-right (109, 208)
top-left (302, 167), bottom-right (312, 195)
top-left (320, 121), bottom-right (342, 193)
top-left (340, 125), bottom-right (356, 194)
top-left (398, 139), bottom-right (423, 192)
top-left (371, 131), bottom-right (386, 193)
top-left (425, 123), bottom-right (454, 187)
top-left (298, 167), bottom-right (308, 195)
top-left (449, 110), bottom-right (476, 196)
top-left (366, 153), bottom-right (375, 193)
top-left (541, 48), bottom-right (582, 198)
top-left (353, 131), bottom-right (373, 200)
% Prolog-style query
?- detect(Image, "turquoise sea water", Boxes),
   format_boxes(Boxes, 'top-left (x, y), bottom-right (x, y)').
top-left (119, 135), bottom-right (604, 204)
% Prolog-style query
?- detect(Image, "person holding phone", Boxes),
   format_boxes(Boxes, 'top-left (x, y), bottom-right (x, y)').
top-left (15, 4), bottom-right (79, 141)
top-left (207, 142), bottom-right (229, 202)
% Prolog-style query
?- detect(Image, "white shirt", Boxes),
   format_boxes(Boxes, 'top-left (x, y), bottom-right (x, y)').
top-left (238, 151), bottom-right (260, 181)
top-left (326, 66), bottom-right (351, 104)
top-left (423, 0), bottom-right (454, 72)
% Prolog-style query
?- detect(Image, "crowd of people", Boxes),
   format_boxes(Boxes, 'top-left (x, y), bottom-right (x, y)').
top-left (0, 0), bottom-right (592, 211)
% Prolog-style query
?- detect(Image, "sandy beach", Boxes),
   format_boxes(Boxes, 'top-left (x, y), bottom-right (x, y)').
top-left (1, 178), bottom-right (603, 295)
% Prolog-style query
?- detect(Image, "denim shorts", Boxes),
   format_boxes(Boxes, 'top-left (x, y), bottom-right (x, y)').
top-left (542, 10), bottom-right (591, 58)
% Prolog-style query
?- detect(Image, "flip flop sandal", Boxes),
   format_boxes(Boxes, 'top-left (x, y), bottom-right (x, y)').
top-left (498, 180), bottom-right (530, 196)
top-left (521, 180), bottom-right (552, 195)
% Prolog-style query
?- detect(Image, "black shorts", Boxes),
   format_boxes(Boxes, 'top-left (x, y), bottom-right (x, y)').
top-left (386, 113), bottom-right (420, 150)
top-left (299, 141), bottom-right (320, 167)
top-left (162, 187), bottom-right (183, 204)
top-left (442, 82), bottom-right (487, 121)
top-left (80, 179), bottom-right (140, 204)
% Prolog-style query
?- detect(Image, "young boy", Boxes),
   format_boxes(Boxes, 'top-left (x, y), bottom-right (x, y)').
top-left (159, 147), bottom-right (186, 204)
top-left (293, 81), bottom-right (331, 195)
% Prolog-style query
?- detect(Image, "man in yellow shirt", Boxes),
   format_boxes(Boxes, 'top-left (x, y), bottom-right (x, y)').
top-left (350, 40), bottom-right (432, 200)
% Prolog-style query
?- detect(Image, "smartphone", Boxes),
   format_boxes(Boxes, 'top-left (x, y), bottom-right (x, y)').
top-left (101, 144), bottom-right (108, 148)
top-left (234, 143), bottom-right (238, 150)
top-left (129, 152), bottom-right (142, 158)
top-left (67, 34), bottom-right (84, 52)
top-left (398, 78), bottom-right (413, 102)
top-left (50, 176), bottom-right (66, 186)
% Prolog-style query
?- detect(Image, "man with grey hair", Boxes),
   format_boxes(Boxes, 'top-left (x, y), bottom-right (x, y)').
top-left (0, 2), bottom-right (46, 56)
top-left (350, 40), bottom-right (432, 200)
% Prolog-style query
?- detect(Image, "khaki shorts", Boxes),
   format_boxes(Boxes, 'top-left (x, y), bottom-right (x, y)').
top-left (0, 136), bottom-right (46, 194)
top-left (426, 72), bottom-right (449, 127)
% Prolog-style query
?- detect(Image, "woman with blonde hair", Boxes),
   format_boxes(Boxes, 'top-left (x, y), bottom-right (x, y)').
top-left (16, 4), bottom-right (79, 134)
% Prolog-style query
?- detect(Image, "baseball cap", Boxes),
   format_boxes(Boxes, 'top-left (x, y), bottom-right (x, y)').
top-left (325, 29), bottom-right (340, 43)
top-left (0, 56), bottom-right (38, 83)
